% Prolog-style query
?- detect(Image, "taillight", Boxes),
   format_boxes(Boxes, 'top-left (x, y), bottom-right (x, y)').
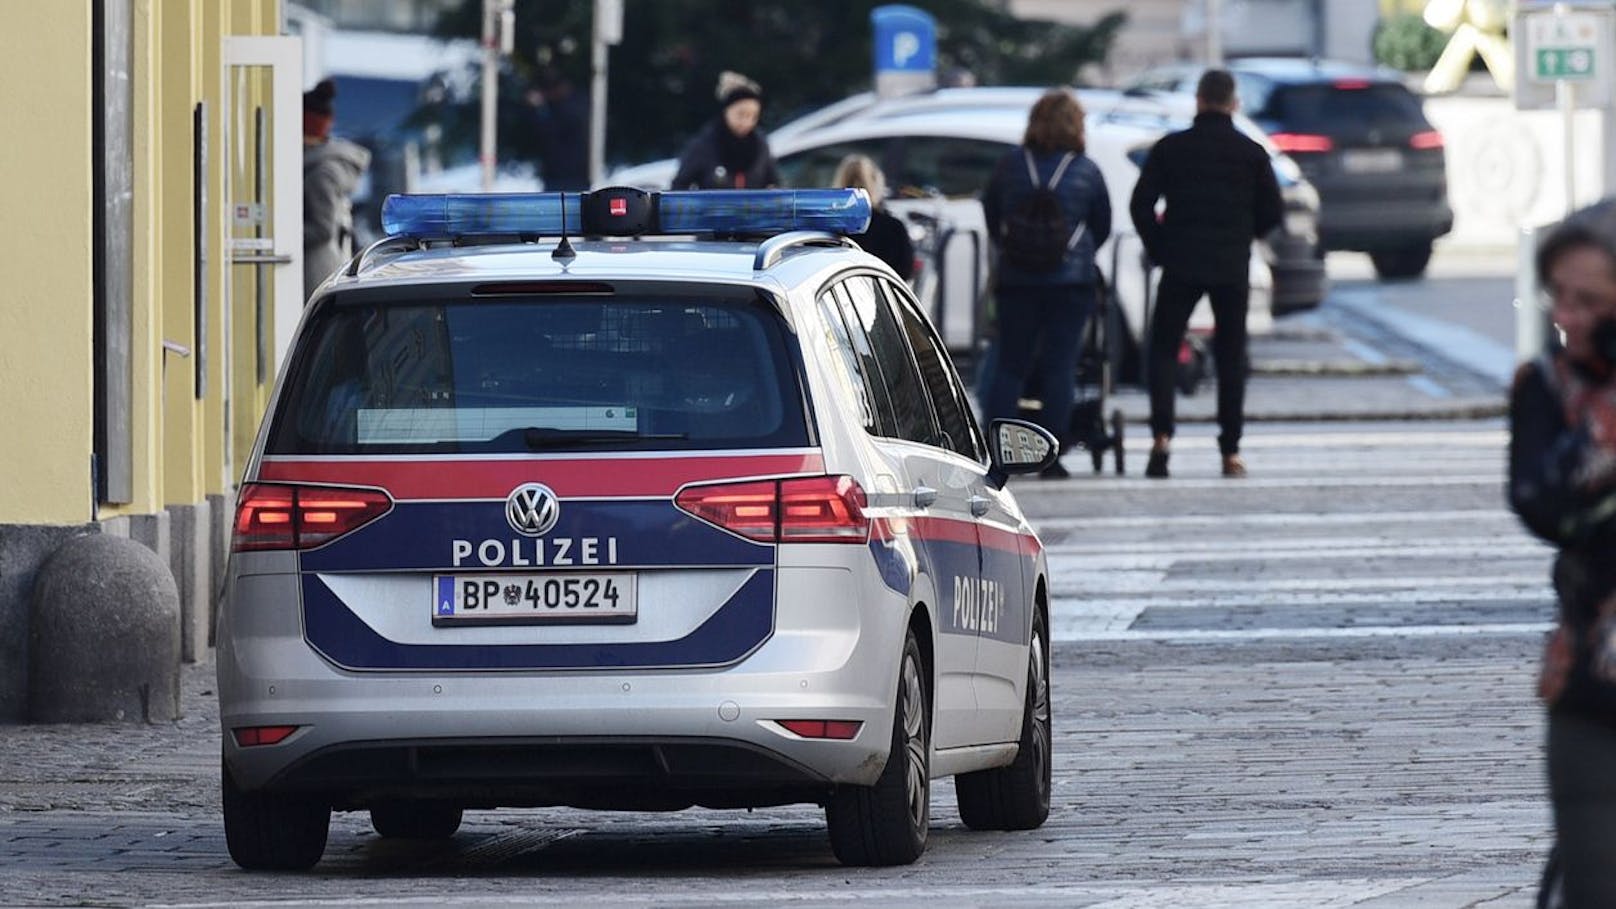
top-left (232, 483), bottom-right (392, 552)
top-left (1270, 133), bottom-right (1335, 154)
top-left (1409, 129), bottom-right (1444, 150)
top-left (675, 475), bottom-right (869, 544)
top-left (1333, 79), bottom-right (1371, 90)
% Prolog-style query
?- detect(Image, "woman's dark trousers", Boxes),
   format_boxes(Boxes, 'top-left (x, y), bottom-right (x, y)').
top-left (1147, 271), bottom-right (1250, 456)
top-left (986, 284), bottom-right (1095, 443)
top-left (1548, 708), bottom-right (1616, 906)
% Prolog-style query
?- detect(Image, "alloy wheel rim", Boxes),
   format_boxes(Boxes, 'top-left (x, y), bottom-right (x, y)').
top-left (1030, 632), bottom-right (1050, 785)
top-left (901, 652), bottom-right (928, 830)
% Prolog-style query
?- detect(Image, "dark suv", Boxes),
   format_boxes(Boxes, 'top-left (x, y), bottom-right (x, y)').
top-left (1128, 58), bottom-right (1452, 280)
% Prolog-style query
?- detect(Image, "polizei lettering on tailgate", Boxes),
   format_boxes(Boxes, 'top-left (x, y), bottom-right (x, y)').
top-left (952, 575), bottom-right (1004, 634)
top-left (451, 537), bottom-right (620, 568)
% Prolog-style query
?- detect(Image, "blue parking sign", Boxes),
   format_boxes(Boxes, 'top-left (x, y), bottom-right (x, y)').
top-left (872, 5), bottom-right (936, 75)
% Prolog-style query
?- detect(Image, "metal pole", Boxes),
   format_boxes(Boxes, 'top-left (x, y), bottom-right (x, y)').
top-left (1206, 0), bottom-right (1224, 66)
top-left (1559, 77), bottom-right (1576, 214)
top-left (589, 20), bottom-right (607, 188)
top-left (479, 0), bottom-right (499, 192)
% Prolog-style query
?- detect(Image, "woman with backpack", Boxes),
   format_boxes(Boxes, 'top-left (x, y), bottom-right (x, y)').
top-left (981, 88), bottom-right (1111, 478)
top-left (1510, 198), bottom-right (1616, 906)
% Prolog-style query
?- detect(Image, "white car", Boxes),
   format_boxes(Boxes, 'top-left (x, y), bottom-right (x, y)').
top-left (217, 187), bottom-right (1060, 870)
top-left (609, 88), bottom-right (1275, 373)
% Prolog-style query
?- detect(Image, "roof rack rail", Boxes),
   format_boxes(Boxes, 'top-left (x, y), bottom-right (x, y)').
top-left (347, 235), bottom-right (421, 277)
top-left (753, 231), bottom-right (857, 271)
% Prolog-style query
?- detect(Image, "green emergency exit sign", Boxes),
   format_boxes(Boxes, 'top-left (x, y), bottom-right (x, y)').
top-left (1536, 46), bottom-right (1596, 80)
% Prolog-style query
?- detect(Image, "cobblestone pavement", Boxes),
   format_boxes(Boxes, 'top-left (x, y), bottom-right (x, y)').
top-left (0, 420), bottom-right (1550, 908)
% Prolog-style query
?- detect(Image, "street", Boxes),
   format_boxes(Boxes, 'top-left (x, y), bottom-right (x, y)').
top-left (0, 254), bottom-right (1555, 907)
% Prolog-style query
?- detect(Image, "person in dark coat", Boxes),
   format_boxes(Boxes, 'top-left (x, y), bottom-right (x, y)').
top-left (302, 79), bottom-right (370, 301)
top-left (671, 71), bottom-right (781, 190)
top-left (981, 88), bottom-right (1112, 479)
top-left (528, 69), bottom-right (589, 192)
top-left (1510, 198), bottom-right (1616, 907)
top-left (1129, 68), bottom-right (1282, 479)
top-left (832, 153), bottom-right (914, 281)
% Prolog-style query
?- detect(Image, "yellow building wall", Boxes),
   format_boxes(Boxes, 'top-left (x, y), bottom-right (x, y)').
top-left (0, 3), bottom-right (96, 525)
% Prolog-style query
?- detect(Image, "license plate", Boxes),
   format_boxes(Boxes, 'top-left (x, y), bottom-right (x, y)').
top-left (433, 573), bottom-right (637, 625)
top-left (1340, 149), bottom-right (1402, 174)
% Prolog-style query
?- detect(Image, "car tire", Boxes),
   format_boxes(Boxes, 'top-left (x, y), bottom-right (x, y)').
top-left (955, 608), bottom-right (1052, 831)
top-left (222, 760), bottom-right (329, 870)
top-left (826, 628), bottom-right (929, 866)
top-left (370, 801), bottom-right (464, 840)
top-left (1370, 242), bottom-right (1432, 281)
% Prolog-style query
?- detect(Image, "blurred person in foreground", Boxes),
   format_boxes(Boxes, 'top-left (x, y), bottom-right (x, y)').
top-left (302, 79), bottom-right (371, 301)
top-left (671, 71), bottom-right (780, 190)
top-left (832, 153), bottom-right (914, 281)
top-left (1510, 198), bottom-right (1616, 908)
top-left (981, 88), bottom-right (1110, 479)
top-left (1129, 69), bottom-right (1281, 479)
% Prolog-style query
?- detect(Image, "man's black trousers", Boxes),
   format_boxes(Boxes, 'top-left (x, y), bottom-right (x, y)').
top-left (1147, 272), bottom-right (1249, 457)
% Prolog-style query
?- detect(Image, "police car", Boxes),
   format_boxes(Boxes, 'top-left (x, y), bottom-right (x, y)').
top-left (217, 187), bottom-right (1060, 870)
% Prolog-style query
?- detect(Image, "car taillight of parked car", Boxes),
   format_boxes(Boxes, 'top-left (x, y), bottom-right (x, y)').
top-left (232, 483), bottom-right (393, 552)
top-left (1270, 133), bottom-right (1335, 154)
top-left (676, 475), bottom-right (869, 544)
top-left (1409, 130), bottom-right (1444, 150)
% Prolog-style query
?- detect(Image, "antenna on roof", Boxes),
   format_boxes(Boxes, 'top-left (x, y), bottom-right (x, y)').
top-left (552, 192), bottom-right (577, 261)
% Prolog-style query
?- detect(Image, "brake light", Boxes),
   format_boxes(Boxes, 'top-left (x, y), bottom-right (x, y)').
top-left (1333, 79), bottom-right (1372, 90)
top-left (675, 475), bottom-right (869, 544)
top-left (1409, 129), bottom-right (1444, 150)
top-left (232, 725), bottom-right (299, 747)
top-left (777, 719), bottom-right (863, 740)
top-left (1270, 133), bottom-right (1335, 154)
top-left (232, 483), bottom-right (392, 552)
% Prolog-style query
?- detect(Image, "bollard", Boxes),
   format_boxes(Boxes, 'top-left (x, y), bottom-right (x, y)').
top-left (27, 533), bottom-right (181, 723)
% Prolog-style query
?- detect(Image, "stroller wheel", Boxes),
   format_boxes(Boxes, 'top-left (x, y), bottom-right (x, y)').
top-left (1090, 448), bottom-right (1104, 474)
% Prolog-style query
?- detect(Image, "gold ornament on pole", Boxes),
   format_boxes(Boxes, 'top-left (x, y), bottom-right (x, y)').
top-left (1422, 0), bottom-right (1514, 92)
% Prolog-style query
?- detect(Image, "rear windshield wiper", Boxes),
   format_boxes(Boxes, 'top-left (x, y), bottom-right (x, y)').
top-left (520, 427), bottom-right (688, 449)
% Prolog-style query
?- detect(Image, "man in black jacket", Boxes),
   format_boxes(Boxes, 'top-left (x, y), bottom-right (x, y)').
top-left (1129, 69), bottom-right (1282, 479)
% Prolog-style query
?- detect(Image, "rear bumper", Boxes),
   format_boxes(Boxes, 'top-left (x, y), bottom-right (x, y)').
top-left (1318, 196), bottom-right (1452, 251)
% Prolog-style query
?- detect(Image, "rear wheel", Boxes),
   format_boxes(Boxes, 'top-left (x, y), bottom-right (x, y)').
top-left (370, 801), bottom-right (464, 840)
top-left (827, 629), bottom-right (930, 866)
top-left (1370, 242), bottom-right (1432, 281)
top-left (956, 608), bottom-right (1052, 830)
top-left (222, 761), bottom-right (330, 870)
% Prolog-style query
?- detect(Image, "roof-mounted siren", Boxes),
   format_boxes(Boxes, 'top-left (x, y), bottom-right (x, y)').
top-left (380, 188), bottom-right (872, 241)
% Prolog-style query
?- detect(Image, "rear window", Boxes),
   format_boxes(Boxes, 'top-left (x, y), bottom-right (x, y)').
top-left (265, 293), bottom-right (810, 454)
top-left (1269, 83), bottom-right (1425, 129)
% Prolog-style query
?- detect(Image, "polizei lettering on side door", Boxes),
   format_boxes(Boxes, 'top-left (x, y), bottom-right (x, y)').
top-left (952, 575), bottom-right (1004, 634)
top-left (451, 537), bottom-right (620, 568)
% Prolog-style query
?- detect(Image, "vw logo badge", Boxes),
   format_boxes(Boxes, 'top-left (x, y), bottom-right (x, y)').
top-left (505, 483), bottom-right (560, 537)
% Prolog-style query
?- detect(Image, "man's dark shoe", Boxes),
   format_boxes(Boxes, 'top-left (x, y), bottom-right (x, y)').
top-left (1145, 449), bottom-right (1169, 479)
top-left (1040, 460), bottom-right (1070, 480)
top-left (1222, 454), bottom-right (1247, 478)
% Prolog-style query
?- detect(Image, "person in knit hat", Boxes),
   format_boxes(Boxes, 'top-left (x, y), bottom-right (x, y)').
top-left (302, 78), bottom-right (370, 300)
top-left (671, 71), bottom-right (780, 190)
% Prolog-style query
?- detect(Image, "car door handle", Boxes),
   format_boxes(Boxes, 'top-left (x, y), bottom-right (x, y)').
top-left (912, 486), bottom-right (938, 509)
top-left (968, 495), bottom-right (990, 517)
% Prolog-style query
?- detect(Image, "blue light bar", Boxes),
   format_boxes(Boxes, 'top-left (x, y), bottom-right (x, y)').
top-left (379, 188), bottom-right (871, 239)
top-left (657, 189), bottom-right (870, 235)
top-left (381, 193), bottom-right (581, 237)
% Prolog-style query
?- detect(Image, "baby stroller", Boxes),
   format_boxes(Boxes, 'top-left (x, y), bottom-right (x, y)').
top-left (1069, 277), bottom-right (1126, 475)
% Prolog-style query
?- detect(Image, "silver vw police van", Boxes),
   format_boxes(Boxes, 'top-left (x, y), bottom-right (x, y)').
top-left (218, 187), bottom-right (1059, 869)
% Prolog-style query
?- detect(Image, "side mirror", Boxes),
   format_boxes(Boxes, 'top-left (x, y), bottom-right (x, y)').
top-left (986, 418), bottom-right (1060, 488)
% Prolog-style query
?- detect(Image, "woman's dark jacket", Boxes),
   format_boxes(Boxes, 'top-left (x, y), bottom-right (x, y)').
top-left (982, 147), bottom-right (1111, 288)
top-left (1128, 111), bottom-right (1282, 286)
top-left (671, 120), bottom-right (781, 190)
top-left (1510, 354), bottom-right (1616, 719)
top-left (851, 208), bottom-right (915, 281)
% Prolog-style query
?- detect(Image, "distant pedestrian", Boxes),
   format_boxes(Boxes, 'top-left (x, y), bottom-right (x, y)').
top-left (832, 153), bottom-right (914, 281)
top-left (302, 79), bottom-right (371, 301)
top-left (527, 69), bottom-right (589, 191)
top-left (1509, 198), bottom-right (1616, 908)
top-left (671, 71), bottom-right (781, 190)
top-left (981, 88), bottom-right (1111, 479)
top-left (1129, 69), bottom-right (1282, 479)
